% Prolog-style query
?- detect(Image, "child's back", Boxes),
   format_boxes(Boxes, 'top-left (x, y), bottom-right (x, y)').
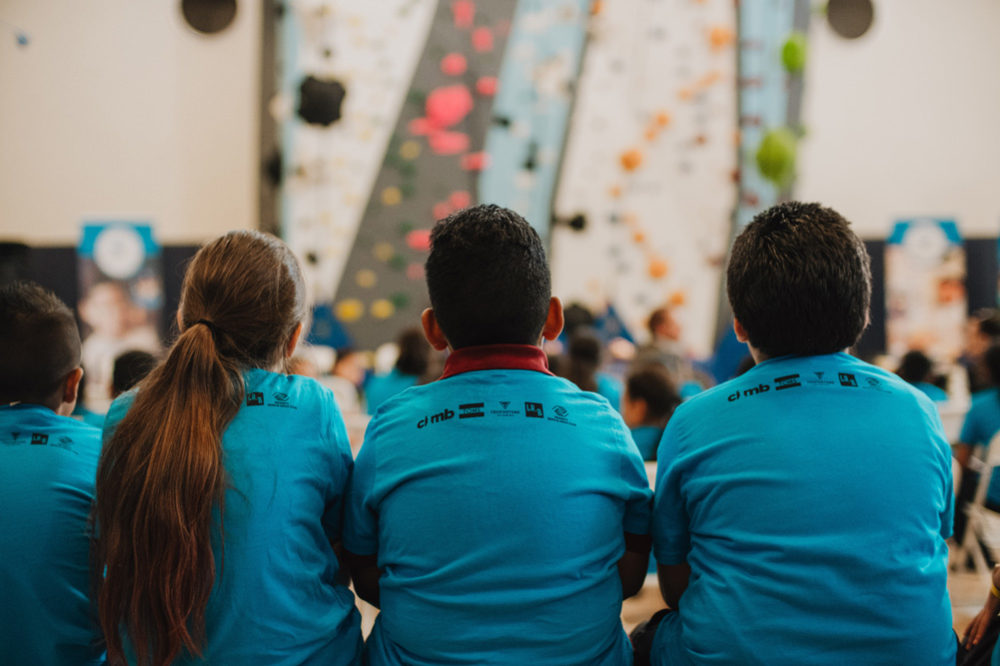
top-left (0, 281), bottom-right (105, 665)
top-left (344, 205), bottom-right (652, 665)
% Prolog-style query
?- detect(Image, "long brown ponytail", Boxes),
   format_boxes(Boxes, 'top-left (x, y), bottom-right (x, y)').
top-left (94, 231), bottom-right (306, 666)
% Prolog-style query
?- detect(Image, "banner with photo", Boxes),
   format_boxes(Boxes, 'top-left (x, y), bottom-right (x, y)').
top-left (885, 219), bottom-right (966, 363)
top-left (77, 222), bottom-right (163, 409)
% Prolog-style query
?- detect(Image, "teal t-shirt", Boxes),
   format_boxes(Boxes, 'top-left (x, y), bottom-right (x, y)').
top-left (344, 345), bottom-right (652, 665)
top-left (0, 404), bottom-right (106, 665)
top-left (104, 369), bottom-right (362, 665)
top-left (365, 368), bottom-right (420, 414)
top-left (630, 425), bottom-right (663, 461)
top-left (960, 388), bottom-right (1000, 506)
top-left (652, 353), bottom-right (955, 666)
top-left (597, 372), bottom-right (623, 412)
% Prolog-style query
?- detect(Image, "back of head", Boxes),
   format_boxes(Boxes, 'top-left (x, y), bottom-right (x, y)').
top-left (563, 329), bottom-right (602, 392)
top-left (626, 364), bottom-right (681, 423)
top-left (727, 201), bottom-right (871, 358)
top-left (111, 350), bottom-right (157, 398)
top-left (95, 230), bottom-right (306, 666)
top-left (984, 343), bottom-right (1000, 388)
top-left (0, 280), bottom-right (80, 406)
top-left (425, 204), bottom-right (551, 348)
top-left (896, 350), bottom-right (932, 385)
top-left (394, 327), bottom-right (431, 377)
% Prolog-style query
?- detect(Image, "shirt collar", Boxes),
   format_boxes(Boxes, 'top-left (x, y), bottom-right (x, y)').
top-left (439, 344), bottom-right (554, 380)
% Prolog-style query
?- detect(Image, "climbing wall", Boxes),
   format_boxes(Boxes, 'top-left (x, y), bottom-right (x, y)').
top-left (278, 0), bottom-right (439, 307)
top-left (549, 0), bottom-right (739, 357)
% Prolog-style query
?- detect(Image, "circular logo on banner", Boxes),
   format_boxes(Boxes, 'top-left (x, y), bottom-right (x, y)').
top-left (93, 226), bottom-right (146, 279)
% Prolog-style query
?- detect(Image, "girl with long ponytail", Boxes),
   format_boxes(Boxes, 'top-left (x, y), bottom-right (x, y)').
top-left (94, 231), bottom-right (362, 665)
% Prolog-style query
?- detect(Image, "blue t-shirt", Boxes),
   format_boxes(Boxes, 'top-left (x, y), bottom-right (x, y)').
top-left (652, 353), bottom-right (954, 666)
top-left (631, 425), bottom-right (663, 461)
top-left (914, 381), bottom-right (949, 403)
top-left (0, 404), bottom-right (106, 665)
top-left (960, 388), bottom-right (1000, 505)
top-left (104, 369), bottom-right (362, 665)
top-left (344, 345), bottom-right (652, 666)
top-left (597, 372), bottom-right (623, 412)
top-left (365, 368), bottom-right (420, 414)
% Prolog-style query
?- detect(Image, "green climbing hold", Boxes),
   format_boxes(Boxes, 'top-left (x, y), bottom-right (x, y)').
top-left (756, 128), bottom-right (797, 186)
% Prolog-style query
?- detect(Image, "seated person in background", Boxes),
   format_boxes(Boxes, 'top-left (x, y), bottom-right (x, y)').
top-left (960, 559), bottom-right (1000, 660)
top-left (365, 327), bottom-right (430, 414)
top-left (635, 202), bottom-right (954, 666)
top-left (896, 349), bottom-right (948, 402)
top-left (71, 371), bottom-right (106, 427)
top-left (324, 347), bottom-right (366, 414)
top-left (561, 328), bottom-right (623, 411)
top-left (93, 231), bottom-right (361, 666)
top-left (962, 309), bottom-right (1000, 394)
top-left (344, 204), bottom-right (652, 665)
top-left (0, 281), bottom-right (105, 665)
top-left (622, 364), bottom-right (681, 461)
top-left (110, 349), bottom-right (156, 399)
top-left (954, 344), bottom-right (1000, 542)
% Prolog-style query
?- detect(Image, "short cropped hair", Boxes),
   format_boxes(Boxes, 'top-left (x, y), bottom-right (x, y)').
top-left (112, 350), bottom-right (157, 397)
top-left (626, 364), bottom-right (681, 422)
top-left (727, 202), bottom-right (871, 358)
top-left (425, 204), bottom-right (551, 348)
top-left (0, 280), bottom-right (81, 404)
top-left (896, 350), bottom-right (932, 385)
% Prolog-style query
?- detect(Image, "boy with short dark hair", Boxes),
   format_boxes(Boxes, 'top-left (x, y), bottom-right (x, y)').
top-left (344, 204), bottom-right (652, 665)
top-left (640, 202), bottom-right (954, 665)
top-left (622, 364), bottom-right (680, 460)
top-left (0, 280), bottom-right (105, 664)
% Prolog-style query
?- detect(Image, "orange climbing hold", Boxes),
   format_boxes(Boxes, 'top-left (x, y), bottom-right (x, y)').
top-left (620, 148), bottom-right (643, 172)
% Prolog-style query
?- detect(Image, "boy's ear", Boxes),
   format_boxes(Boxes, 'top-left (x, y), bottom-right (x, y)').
top-left (733, 317), bottom-right (749, 343)
top-left (542, 297), bottom-right (564, 342)
top-left (59, 367), bottom-right (85, 416)
top-left (285, 322), bottom-right (304, 358)
top-left (421, 308), bottom-right (450, 351)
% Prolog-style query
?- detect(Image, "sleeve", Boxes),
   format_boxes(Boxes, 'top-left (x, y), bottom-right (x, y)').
top-left (652, 418), bottom-right (691, 565)
top-left (341, 423), bottom-right (379, 556)
top-left (926, 401), bottom-right (955, 540)
top-left (960, 399), bottom-right (984, 445)
top-left (101, 391), bottom-right (135, 449)
top-left (618, 422), bottom-right (653, 535)
top-left (321, 395), bottom-right (355, 543)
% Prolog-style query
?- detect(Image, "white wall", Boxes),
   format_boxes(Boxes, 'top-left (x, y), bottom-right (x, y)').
top-left (797, 0), bottom-right (1000, 239)
top-left (0, 0), bottom-right (261, 245)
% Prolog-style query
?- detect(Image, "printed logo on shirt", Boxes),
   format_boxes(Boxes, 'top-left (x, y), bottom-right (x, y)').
top-left (806, 371), bottom-right (835, 385)
top-left (547, 405), bottom-right (576, 426)
top-left (417, 408), bottom-right (455, 428)
top-left (52, 436), bottom-right (75, 452)
top-left (862, 376), bottom-right (891, 393)
top-left (459, 403), bottom-right (485, 419)
top-left (838, 373), bottom-right (857, 387)
top-left (30, 433), bottom-right (48, 445)
top-left (774, 374), bottom-right (801, 390)
top-left (727, 383), bottom-right (769, 402)
top-left (267, 392), bottom-right (298, 409)
top-left (9, 431), bottom-right (20, 443)
top-left (525, 402), bottom-right (544, 418)
top-left (246, 392), bottom-right (265, 406)
top-left (490, 401), bottom-right (521, 417)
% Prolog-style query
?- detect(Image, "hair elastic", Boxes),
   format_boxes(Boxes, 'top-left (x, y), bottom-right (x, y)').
top-left (193, 319), bottom-right (222, 339)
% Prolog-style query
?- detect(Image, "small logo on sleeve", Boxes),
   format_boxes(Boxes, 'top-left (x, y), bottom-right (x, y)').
top-left (246, 392), bottom-right (265, 406)
top-left (525, 402), bottom-right (544, 418)
top-left (30, 433), bottom-right (48, 445)
top-left (459, 403), bottom-right (484, 418)
top-left (838, 373), bottom-right (857, 387)
top-left (547, 405), bottom-right (575, 426)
